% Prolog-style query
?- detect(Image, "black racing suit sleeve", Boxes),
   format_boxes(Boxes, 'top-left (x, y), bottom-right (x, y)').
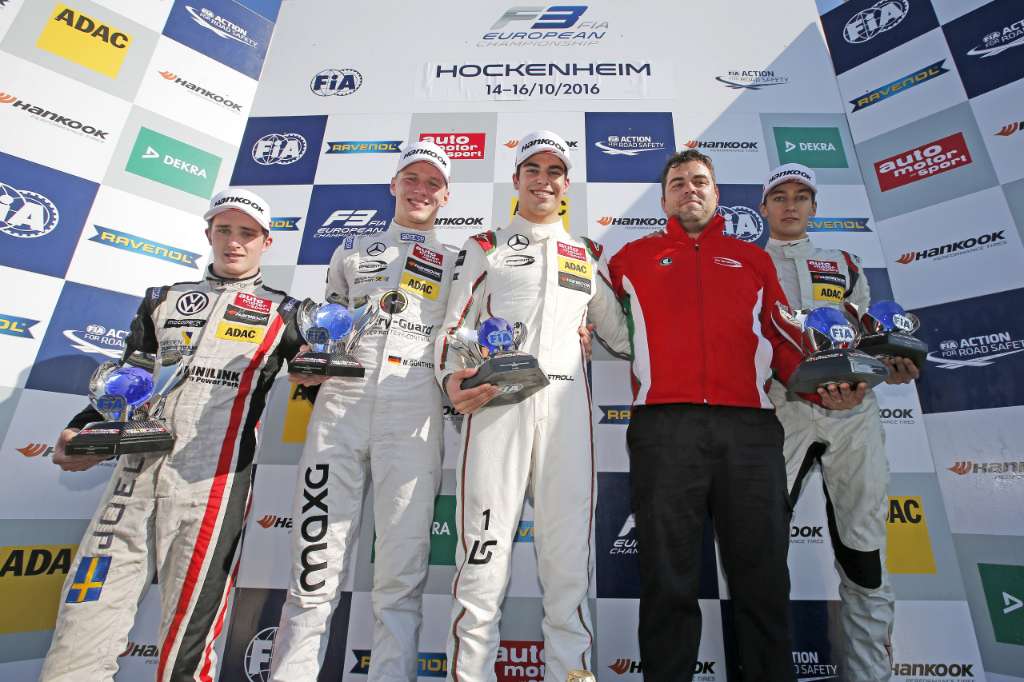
top-left (66, 288), bottom-right (163, 429)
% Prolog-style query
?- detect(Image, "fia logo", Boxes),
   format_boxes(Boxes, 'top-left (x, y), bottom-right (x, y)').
top-left (251, 133), bottom-right (306, 166)
top-left (843, 0), bottom-right (909, 44)
top-left (0, 182), bottom-right (59, 239)
top-left (310, 68), bottom-right (363, 96)
top-left (718, 205), bottom-right (764, 243)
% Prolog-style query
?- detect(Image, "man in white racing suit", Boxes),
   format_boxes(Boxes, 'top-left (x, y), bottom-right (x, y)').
top-left (436, 130), bottom-right (630, 682)
top-left (270, 141), bottom-right (458, 681)
top-left (760, 163), bottom-right (918, 682)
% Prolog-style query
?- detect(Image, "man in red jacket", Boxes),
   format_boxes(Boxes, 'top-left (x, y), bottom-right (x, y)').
top-left (607, 149), bottom-right (864, 682)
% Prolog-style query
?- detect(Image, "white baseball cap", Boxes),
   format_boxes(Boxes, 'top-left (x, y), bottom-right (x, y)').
top-left (204, 188), bottom-right (271, 232)
top-left (396, 140), bottom-right (451, 184)
top-left (515, 130), bottom-right (572, 171)
top-left (762, 163), bottom-right (817, 203)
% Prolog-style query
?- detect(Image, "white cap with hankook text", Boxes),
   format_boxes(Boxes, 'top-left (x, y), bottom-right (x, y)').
top-left (762, 163), bottom-right (817, 203)
top-left (396, 140), bottom-right (451, 183)
top-left (204, 188), bottom-right (271, 232)
top-left (515, 130), bottom-right (572, 171)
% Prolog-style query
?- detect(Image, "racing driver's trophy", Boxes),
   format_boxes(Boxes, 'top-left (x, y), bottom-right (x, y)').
top-left (446, 317), bottom-right (549, 407)
top-left (290, 299), bottom-right (379, 377)
top-left (851, 300), bottom-right (928, 370)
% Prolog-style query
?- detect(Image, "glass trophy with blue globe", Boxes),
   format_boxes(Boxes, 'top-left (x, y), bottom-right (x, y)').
top-left (291, 299), bottom-right (379, 377)
top-left (66, 358), bottom-right (177, 458)
top-left (774, 304), bottom-right (890, 394)
top-left (447, 317), bottom-right (549, 407)
top-left (850, 300), bottom-right (928, 369)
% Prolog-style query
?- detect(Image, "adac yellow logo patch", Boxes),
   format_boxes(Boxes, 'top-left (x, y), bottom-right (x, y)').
top-left (36, 4), bottom-right (132, 79)
top-left (812, 283), bottom-right (844, 303)
top-left (0, 544), bottom-right (76, 635)
top-left (510, 195), bottom-right (571, 232)
top-left (282, 383), bottom-right (313, 444)
top-left (400, 272), bottom-right (439, 300)
top-left (216, 321), bottom-right (265, 344)
top-left (886, 496), bottom-right (937, 574)
top-left (558, 255), bottom-right (592, 279)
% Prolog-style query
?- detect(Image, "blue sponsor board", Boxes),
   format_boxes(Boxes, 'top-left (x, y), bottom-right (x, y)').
top-left (807, 216), bottom-right (872, 232)
top-left (595, 472), bottom-right (718, 598)
top-left (299, 184), bottom-right (394, 265)
top-left (221, 588), bottom-right (351, 682)
top-left (89, 225), bottom-right (202, 268)
top-left (25, 282), bottom-right (140, 396)
top-left (234, 0), bottom-right (281, 23)
top-left (914, 287), bottom-right (1024, 414)
top-left (724, 599), bottom-right (841, 680)
top-left (718, 184), bottom-right (768, 248)
top-left (584, 112), bottom-right (674, 183)
top-left (0, 151), bottom-right (97, 278)
top-left (820, 0), bottom-right (939, 75)
top-left (864, 267), bottom-right (894, 302)
top-left (943, 0), bottom-right (1024, 98)
top-left (231, 115), bottom-right (327, 186)
top-left (163, 0), bottom-right (274, 80)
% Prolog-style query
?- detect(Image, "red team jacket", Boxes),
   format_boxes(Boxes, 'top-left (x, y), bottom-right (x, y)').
top-left (608, 214), bottom-right (805, 409)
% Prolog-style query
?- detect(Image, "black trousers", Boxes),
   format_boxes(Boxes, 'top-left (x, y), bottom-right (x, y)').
top-left (626, 403), bottom-right (795, 682)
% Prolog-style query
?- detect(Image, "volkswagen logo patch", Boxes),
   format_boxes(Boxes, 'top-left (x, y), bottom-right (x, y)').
top-left (176, 291), bottom-right (209, 316)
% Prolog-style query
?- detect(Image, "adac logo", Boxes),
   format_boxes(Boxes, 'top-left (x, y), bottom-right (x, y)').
top-left (599, 405), bottom-right (632, 424)
top-left (843, 0), bottom-right (909, 44)
top-left (270, 216), bottom-right (301, 231)
top-left (895, 230), bottom-right (1005, 265)
top-left (610, 514), bottom-right (637, 556)
top-left (685, 138), bottom-right (758, 152)
top-left (595, 216), bottom-right (665, 230)
top-left (325, 140), bottom-right (401, 154)
top-left (256, 514), bottom-right (293, 529)
top-left (17, 443), bottom-right (53, 457)
top-left (495, 640), bottom-right (544, 682)
top-left (311, 68), bottom-right (362, 96)
top-left (36, 4), bottom-right (132, 78)
top-left (0, 90), bottom-right (109, 139)
top-left (252, 132), bottom-right (307, 166)
top-left (948, 460), bottom-right (1024, 480)
top-left (125, 127), bottom-right (221, 199)
top-left (1, 545), bottom-right (73, 578)
top-left (0, 313), bottom-right (39, 339)
top-left (350, 650), bottom-right (447, 677)
top-left (243, 627), bottom-right (277, 682)
top-left (928, 330), bottom-right (1024, 370)
top-left (715, 69), bottom-right (789, 90)
top-left (157, 70), bottom-right (242, 112)
top-left (594, 134), bottom-right (665, 156)
top-left (718, 205), bottom-right (764, 242)
top-left (419, 132), bottom-right (485, 160)
top-left (978, 562), bottom-right (1024, 646)
top-left (0, 544), bottom-right (77, 635)
top-left (0, 181), bottom-right (59, 239)
top-left (850, 60), bottom-right (949, 112)
top-left (482, 6), bottom-right (607, 47)
top-left (874, 132), bottom-right (972, 192)
top-left (886, 495), bottom-right (936, 574)
top-left (966, 17), bottom-right (1024, 59)
top-left (64, 323), bottom-right (128, 358)
top-left (996, 120), bottom-right (1024, 137)
top-left (185, 5), bottom-right (258, 48)
top-left (807, 217), bottom-right (872, 233)
top-left (775, 127), bottom-right (847, 168)
top-left (89, 225), bottom-right (201, 268)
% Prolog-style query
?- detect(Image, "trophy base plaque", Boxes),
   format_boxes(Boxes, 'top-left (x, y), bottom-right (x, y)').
top-left (461, 351), bottom-right (550, 407)
top-left (67, 420), bottom-right (175, 458)
top-left (857, 333), bottom-right (928, 369)
top-left (290, 351), bottom-right (365, 378)
top-left (787, 350), bottom-right (890, 394)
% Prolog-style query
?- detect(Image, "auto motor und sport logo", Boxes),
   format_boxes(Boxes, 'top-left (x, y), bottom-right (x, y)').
top-left (0, 90), bottom-right (109, 139)
top-left (480, 5), bottom-right (608, 48)
top-left (850, 60), bottom-right (949, 112)
top-left (311, 68), bottom-right (362, 96)
top-left (0, 181), bottom-right (59, 239)
top-left (157, 70), bottom-right (243, 111)
top-left (874, 132), bottom-right (972, 191)
top-left (895, 230), bottom-right (1006, 265)
top-left (928, 330), bottom-right (1024, 370)
top-left (252, 132), bottom-right (307, 165)
top-left (419, 132), bottom-right (485, 160)
top-left (843, 0), bottom-right (909, 44)
top-left (715, 69), bottom-right (789, 90)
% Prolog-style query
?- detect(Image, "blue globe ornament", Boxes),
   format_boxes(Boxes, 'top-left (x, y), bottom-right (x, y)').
top-left (804, 307), bottom-right (857, 352)
top-left (478, 317), bottom-right (515, 354)
top-left (863, 300), bottom-right (915, 334)
top-left (315, 303), bottom-right (353, 340)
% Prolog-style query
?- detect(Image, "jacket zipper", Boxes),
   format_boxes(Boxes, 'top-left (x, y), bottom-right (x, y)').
top-left (695, 241), bottom-right (708, 404)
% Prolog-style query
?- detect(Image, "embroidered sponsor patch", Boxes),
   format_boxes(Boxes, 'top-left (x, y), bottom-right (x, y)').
top-left (405, 257), bottom-right (442, 282)
top-left (558, 271), bottom-right (591, 293)
top-left (215, 321), bottom-right (266, 343)
top-left (400, 272), bottom-right (440, 300)
top-left (557, 242), bottom-right (586, 261)
top-left (412, 244), bottom-right (443, 266)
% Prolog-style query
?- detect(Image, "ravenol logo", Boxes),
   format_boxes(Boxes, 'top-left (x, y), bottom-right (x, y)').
top-left (774, 127), bottom-right (848, 168)
top-left (270, 216), bottom-right (301, 231)
top-left (978, 563), bottom-right (1024, 645)
top-left (325, 140), bottom-right (401, 154)
top-left (850, 60), bottom-right (949, 112)
top-left (0, 313), bottom-right (39, 338)
top-left (514, 520), bottom-right (534, 543)
top-left (251, 132), bottom-right (307, 166)
top-left (600, 405), bottom-right (632, 424)
top-left (0, 181), bottom-right (59, 239)
top-left (807, 217), bottom-right (872, 232)
top-left (65, 555), bottom-right (111, 603)
top-left (89, 225), bottom-right (201, 268)
top-left (125, 127), bottom-right (221, 198)
top-left (351, 650), bottom-right (447, 677)
top-left (886, 496), bottom-right (936, 574)
top-left (36, 4), bottom-right (131, 79)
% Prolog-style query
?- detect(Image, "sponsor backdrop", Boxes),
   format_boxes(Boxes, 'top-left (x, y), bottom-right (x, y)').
top-left (0, 1), bottom-right (1020, 681)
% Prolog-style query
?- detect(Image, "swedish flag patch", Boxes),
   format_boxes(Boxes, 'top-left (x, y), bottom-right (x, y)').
top-left (65, 556), bottom-right (111, 603)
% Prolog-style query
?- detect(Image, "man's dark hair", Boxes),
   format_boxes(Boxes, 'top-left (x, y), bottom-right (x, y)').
top-left (660, 149), bottom-right (716, 197)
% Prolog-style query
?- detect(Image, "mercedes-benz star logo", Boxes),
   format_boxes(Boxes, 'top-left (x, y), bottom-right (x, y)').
top-left (507, 234), bottom-right (529, 251)
top-left (366, 242), bottom-right (386, 256)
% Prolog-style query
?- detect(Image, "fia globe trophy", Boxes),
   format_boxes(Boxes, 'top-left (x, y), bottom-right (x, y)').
top-left (290, 299), bottom-right (380, 377)
top-left (851, 300), bottom-right (928, 370)
top-left (447, 317), bottom-right (549, 407)
top-left (774, 304), bottom-right (890, 394)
